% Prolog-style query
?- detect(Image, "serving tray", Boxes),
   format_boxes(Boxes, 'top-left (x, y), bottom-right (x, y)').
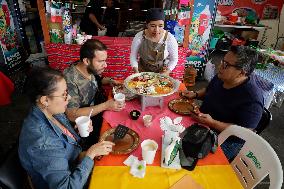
top-left (99, 128), bottom-right (140, 155)
top-left (124, 72), bottom-right (180, 97)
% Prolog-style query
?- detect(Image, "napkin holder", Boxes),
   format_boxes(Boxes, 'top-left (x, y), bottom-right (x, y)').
top-left (161, 135), bottom-right (181, 169)
top-left (160, 116), bottom-right (184, 169)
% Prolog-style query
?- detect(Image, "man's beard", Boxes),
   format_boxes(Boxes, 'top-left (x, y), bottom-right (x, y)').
top-left (87, 63), bottom-right (98, 75)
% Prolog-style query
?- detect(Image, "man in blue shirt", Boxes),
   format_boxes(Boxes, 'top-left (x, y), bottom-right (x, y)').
top-left (181, 46), bottom-right (264, 160)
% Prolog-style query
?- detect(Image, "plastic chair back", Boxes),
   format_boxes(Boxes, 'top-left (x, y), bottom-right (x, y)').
top-left (218, 125), bottom-right (283, 189)
top-left (256, 107), bottom-right (272, 134)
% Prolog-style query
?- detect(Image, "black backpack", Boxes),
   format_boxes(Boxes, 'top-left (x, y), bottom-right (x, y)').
top-left (179, 123), bottom-right (218, 171)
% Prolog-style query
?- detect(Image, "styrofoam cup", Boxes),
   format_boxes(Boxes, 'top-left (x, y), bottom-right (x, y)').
top-left (114, 93), bottom-right (125, 105)
top-left (75, 116), bottom-right (90, 137)
top-left (143, 115), bottom-right (152, 127)
top-left (141, 139), bottom-right (158, 164)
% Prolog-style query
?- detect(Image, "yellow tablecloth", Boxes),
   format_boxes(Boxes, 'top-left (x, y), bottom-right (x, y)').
top-left (89, 165), bottom-right (243, 189)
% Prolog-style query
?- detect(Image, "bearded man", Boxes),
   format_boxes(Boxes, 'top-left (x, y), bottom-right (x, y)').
top-left (64, 39), bottom-right (124, 146)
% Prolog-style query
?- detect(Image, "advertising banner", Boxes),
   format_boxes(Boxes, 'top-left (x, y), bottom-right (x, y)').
top-left (187, 0), bottom-right (217, 77)
top-left (0, 0), bottom-right (22, 72)
top-left (217, 0), bottom-right (284, 19)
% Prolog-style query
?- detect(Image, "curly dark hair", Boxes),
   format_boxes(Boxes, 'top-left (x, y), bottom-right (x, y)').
top-left (80, 39), bottom-right (107, 62)
top-left (230, 46), bottom-right (262, 76)
top-left (25, 67), bottom-right (64, 103)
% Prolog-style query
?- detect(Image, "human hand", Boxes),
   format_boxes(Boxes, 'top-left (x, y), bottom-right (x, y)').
top-left (179, 90), bottom-right (196, 99)
top-left (109, 79), bottom-right (120, 87)
top-left (160, 67), bottom-right (170, 75)
top-left (191, 112), bottom-right (214, 126)
top-left (98, 25), bottom-right (105, 31)
top-left (85, 141), bottom-right (115, 159)
top-left (87, 120), bottom-right (93, 133)
top-left (133, 67), bottom-right (139, 73)
top-left (106, 99), bottom-right (125, 111)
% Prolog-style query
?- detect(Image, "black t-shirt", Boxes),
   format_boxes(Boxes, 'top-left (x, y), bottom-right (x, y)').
top-left (200, 75), bottom-right (264, 129)
top-left (80, 1), bottom-right (104, 35)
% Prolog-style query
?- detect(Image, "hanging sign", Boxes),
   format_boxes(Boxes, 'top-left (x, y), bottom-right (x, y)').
top-left (218, 0), bottom-right (284, 18)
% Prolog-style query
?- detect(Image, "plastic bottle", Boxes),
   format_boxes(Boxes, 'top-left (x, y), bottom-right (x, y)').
top-left (184, 66), bottom-right (197, 87)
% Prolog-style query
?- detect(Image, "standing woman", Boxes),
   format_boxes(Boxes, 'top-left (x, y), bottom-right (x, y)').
top-left (18, 68), bottom-right (114, 189)
top-left (130, 8), bottom-right (178, 75)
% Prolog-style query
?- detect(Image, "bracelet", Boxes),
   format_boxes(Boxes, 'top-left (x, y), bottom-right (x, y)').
top-left (194, 91), bottom-right (198, 99)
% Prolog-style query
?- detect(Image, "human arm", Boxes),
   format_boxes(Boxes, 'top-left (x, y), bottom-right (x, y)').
top-left (29, 136), bottom-right (114, 188)
top-left (66, 99), bottom-right (124, 122)
top-left (165, 33), bottom-right (179, 72)
top-left (64, 76), bottom-right (124, 122)
top-left (191, 113), bottom-right (232, 132)
top-left (89, 13), bottom-right (105, 30)
top-left (85, 141), bottom-right (115, 159)
top-left (28, 135), bottom-right (94, 188)
top-left (191, 97), bottom-right (263, 132)
top-left (130, 32), bottom-right (143, 73)
top-left (101, 77), bottom-right (120, 86)
top-left (180, 88), bottom-right (206, 100)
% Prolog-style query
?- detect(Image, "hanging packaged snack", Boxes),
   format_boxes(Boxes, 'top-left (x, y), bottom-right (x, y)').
top-left (62, 3), bottom-right (72, 44)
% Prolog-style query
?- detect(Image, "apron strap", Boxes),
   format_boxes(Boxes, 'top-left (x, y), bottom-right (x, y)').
top-left (162, 31), bottom-right (168, 45)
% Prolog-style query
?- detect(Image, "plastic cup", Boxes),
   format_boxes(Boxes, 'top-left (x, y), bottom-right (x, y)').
top-left (141, 139), bottom-right (158, 164)
top-left (114, 93), bottom-right (125, 105)
top-left (143, 115), bottom-right (152, 127)
top-left (75, 116), bottom-right (90, 137)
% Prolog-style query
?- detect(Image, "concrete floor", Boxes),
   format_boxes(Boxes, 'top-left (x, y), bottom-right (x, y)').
top-left (0, 79), bottom-right (283, 188)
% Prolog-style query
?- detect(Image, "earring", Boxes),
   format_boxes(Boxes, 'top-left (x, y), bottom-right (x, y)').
top-left (44, 103), bottom-right (48, 108)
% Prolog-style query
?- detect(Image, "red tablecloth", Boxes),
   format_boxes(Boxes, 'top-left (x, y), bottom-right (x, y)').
top-left (45, 37), bottom-right (187, 81)
top-left (88, 84), bottom-right (243, 189)
top-left (0, 71), bottom-right (14, 106)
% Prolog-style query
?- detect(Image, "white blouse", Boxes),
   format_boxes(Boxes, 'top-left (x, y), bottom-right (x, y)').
top-left (130, 30), bottom-right (179, 71)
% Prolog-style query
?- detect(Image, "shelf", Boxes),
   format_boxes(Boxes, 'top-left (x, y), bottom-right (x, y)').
top-left (71, 12), bottom-right (84, 14)
top-left (214, 24), bottom-right (267, 30)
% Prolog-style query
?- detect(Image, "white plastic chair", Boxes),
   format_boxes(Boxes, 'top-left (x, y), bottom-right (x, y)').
top-left (218, 125), bottom-right (283, 189)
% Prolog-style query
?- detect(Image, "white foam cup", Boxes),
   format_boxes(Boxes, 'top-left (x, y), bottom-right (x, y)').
top-left (141, 139), bottom-right (158, 164)
top-left (75, 116), bottom-right (90, 137)
top-left (114, 93), bottom-right (125, 105)
top-left (143, 115), bottom-right (152, 127)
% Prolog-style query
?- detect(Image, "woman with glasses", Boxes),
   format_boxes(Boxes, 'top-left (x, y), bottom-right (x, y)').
top-left (18, 68), bottom-right (114, 189)
top-left (181, 46), bottom-right (264, 161)
top-left (130, 8), bottom-right (178, 75)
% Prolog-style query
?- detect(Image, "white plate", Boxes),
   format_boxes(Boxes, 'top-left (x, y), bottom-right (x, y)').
top-left (124, 72), bottom-right (180, 97)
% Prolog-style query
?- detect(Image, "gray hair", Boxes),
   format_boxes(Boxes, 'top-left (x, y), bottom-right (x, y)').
top-left (229, 46), bottom-right (260, 76)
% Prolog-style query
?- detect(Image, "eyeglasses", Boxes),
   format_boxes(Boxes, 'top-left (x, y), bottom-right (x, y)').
top-left (221, 59), bottom-right (242, 70)
top-left (49, 91), bottom-right (69, 101)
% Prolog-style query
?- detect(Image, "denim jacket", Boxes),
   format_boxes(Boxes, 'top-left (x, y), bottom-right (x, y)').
top-left (18, 106), bottom-right (94, 189)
